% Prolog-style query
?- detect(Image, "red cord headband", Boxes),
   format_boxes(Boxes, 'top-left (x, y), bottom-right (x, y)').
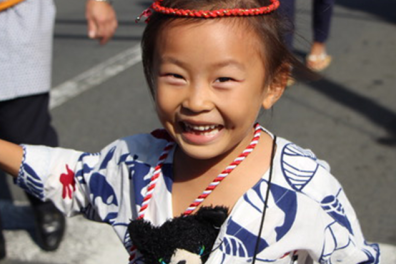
top-left (136, 0), bottom-right (280, 22)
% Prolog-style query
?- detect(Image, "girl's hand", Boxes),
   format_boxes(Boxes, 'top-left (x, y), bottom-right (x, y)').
top-left (0, 139), bottom-right (23, 177)
top-left (85, 0), bottom-right (118, 45)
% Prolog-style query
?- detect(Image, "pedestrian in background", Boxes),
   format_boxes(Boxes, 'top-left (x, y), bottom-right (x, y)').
top-left (0, 0), bottom-right (117, 259)
top-left (281, 0), bottom-right (334, 72)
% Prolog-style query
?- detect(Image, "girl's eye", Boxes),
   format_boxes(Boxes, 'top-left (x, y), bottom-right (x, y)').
top-left (216, 77), bottom-right (234, 83)
top-left (166, 73), bottom-right (184, 79)
top-left (159, 73), bottom-right (186, 85)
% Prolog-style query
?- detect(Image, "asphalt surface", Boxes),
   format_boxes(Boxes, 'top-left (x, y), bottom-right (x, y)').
top-left (0, 0), bottom-right (395, 263)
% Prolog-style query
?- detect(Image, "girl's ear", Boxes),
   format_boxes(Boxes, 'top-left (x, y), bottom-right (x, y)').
top-left (262, 64), bottom-right (290, 110)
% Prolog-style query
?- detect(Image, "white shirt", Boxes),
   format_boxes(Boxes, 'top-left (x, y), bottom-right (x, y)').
top-left (0, 0), bottom-right (55, 101)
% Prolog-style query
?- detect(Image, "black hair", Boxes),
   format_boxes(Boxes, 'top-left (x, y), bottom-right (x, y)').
top-left (141, 0), bottom-right (311, 97)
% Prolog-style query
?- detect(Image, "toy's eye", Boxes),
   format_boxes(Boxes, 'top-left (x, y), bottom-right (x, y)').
top-left (198, 245), bottom-right (205, 256)
top-left (158, 258), bottom-right (167, 264)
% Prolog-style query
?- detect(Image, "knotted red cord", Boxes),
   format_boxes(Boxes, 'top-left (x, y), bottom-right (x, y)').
top-left (136, 0), bottom-right (280, 22)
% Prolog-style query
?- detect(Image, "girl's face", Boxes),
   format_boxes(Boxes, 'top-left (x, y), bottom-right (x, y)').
top-left (154, 19), bottom-right (281, 161)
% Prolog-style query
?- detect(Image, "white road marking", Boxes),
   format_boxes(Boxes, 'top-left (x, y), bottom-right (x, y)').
top-left (49, 44), bottom-right (142, 109)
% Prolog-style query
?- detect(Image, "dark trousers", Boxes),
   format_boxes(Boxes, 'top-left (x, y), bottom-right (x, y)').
top-left (280, 0), bottom-right (335, 50)
top-left (0, 93), bottom-right (58, 205)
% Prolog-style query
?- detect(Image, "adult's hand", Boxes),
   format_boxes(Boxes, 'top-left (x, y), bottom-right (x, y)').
top-left (85, 0), bottom-right (118, 45)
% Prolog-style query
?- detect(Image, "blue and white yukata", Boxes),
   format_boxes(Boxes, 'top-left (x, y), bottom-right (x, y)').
top-left (16, 127), bottom-right (380, 264)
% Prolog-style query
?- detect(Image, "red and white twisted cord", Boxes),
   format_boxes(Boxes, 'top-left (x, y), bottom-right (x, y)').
top-left (130, 141), bottom-right (175, 262)
top-left (183, 124), bottom-right (261, 215)
top-left (130, 123), bottom-right (262, 262)
top-left (138, 141), bottom-right (175, 219)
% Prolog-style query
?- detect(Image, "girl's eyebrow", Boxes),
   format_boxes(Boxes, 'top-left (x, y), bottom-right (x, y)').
top-left (160, 56), bottom-right (245, 71)
top-left (160, 56), bottom-right (186, 68)
top-left (212, 60), bottom-right (246, 71)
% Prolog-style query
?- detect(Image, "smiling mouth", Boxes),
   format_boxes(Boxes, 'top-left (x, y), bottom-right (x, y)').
top-left (181, 122), bottom-right (223, 136)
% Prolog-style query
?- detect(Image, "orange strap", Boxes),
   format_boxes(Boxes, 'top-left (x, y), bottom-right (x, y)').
top-left (0, 0), bottom-right (26, 11)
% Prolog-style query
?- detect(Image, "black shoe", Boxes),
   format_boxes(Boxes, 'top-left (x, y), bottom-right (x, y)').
top-left (0, 234), bottom-right (5, 260)
top-left (0, 233), bottom-right (5, 260)
top-left (32, 202), bottom-right (66, 251)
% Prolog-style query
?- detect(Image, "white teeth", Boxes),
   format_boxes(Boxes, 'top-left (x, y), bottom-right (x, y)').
top-left (203, 130), bottom-right (218, 136)
top-left (184, 123), bottom-right (219, 133)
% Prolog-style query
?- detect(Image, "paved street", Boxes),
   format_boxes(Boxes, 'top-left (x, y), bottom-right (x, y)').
top-left (0, 0), bottom-right (395, 263)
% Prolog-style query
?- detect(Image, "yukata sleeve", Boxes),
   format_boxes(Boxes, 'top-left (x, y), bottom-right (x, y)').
top-left (275, 139), bottom-right (380, 263)
top-left (296, 167), bottom-right (381, 264)
top-left (16, 143), bottom-right (118, 217)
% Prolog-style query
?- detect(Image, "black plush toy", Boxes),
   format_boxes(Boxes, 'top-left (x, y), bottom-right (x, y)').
top-left (128, 206), bottom-right (228, 264)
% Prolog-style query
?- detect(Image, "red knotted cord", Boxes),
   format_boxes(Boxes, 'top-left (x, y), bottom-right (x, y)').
top-left (151, 0), bottom-right (280, 18)
top-left (136, 0), bottom-right (280, 23)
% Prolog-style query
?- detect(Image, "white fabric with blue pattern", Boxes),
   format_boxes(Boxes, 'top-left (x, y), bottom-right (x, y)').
top-left (17, 127), bottom-right (380, 264)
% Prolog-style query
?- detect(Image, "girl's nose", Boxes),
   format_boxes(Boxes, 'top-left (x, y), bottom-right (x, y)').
top-left (181, 84), bottom-right (214, 113)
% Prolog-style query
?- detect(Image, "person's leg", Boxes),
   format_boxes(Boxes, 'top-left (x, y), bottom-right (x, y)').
top-left (0, 170), bottom-right (11, 260)
top-left (278, 0), bottom-right (297, 86)
top-left (0, 94), bottom-right (58, 146)
top-left (307, 0), bottom-right (335, 71)
top-left (0, 93), bottom-right (65, 251)
top-left (312, 0), bottom-right (334, 44)
top-left (279, 0), bottom-right (296, 51)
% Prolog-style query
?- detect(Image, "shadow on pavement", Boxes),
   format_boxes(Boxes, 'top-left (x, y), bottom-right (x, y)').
top-left (305, 77), bottom-right (396, 146)
top-left (336, 0), bottom-right (396, 24)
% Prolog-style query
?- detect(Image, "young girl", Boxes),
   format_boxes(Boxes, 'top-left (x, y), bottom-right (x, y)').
top-left (0, 0), bottom-right (380, 263)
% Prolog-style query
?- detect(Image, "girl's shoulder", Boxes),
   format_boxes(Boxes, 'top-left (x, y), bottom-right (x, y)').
top-left (274, 136), bottom-right (331, 173)
top-left (117, 129), bottom-right (170, 148)
top-left (260, 126), bottom-right (331, 175)
top-left (272, 135), bottom-right (345, 205)
top-left (102, 129), bottom-right (172, 165)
